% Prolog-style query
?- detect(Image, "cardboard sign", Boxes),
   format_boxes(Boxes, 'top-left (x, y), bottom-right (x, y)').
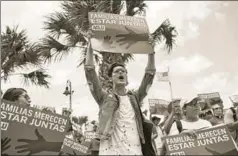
top-left (60, 136), bottom-right (89, 155)
top-left (198, 92), bottom-right (223, 109)
top-left (164, 125), bottom-right (238, 155)
top-left (198, 92), bottom-right (220, 99)
top-left (230, 95), bottom-right (238, 103)
top-left (88, 12), bottom-right (153, 54)
top-left (84, 131), bottom-right (96, 142)
top-left (149, 99), bottom-right (169, 115)
top-left (1, 100), bottom-right (69, 155)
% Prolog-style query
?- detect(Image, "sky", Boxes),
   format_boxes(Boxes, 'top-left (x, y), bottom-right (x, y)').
top-left (1, 1), bottom-right (238, 120)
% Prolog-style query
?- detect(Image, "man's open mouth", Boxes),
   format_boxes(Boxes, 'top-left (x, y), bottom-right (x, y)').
top-left (119, 76), bottom-right (124, 80)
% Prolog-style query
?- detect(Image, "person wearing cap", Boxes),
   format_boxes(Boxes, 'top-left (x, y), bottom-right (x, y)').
top-left (163, 99), bottom-right (183, 135)
top-left (169, 97), bottom-right (212, 136)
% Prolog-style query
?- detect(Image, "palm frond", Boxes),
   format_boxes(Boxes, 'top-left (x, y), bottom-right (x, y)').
top-left (1, 26), bottom-right (43, 80)
top-left (44, 11), bottom-right (87, 46)
top-left (21, 69), bottom-right (51, 88)
top-left (121, 53), bottom-right (134, 63)
top-left (78, 116), bottom-right (88, 125)
top-left (125, 0), bottom-right (147, 16)
top-left (61, 1), bottom-right (91, 31)
top-left (112, 0), bottom-right (123, 14)
top-left (150, 19), bottom-right (178, 53)
top-left (38, 35), bottom-right (72, 63)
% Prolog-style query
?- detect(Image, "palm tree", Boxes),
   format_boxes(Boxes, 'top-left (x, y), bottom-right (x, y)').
top-left (39, 0), bottom-right (177, 90)
top-left (1, 25), bottom-right (50, 88)
top-left (78, 116), bottom-right (88, 126)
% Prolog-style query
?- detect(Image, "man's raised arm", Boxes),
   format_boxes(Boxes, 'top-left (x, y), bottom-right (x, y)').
top-left (135, 53), bottom-right (156, 103)
top-left (84, 41), bottom-right (105, 105)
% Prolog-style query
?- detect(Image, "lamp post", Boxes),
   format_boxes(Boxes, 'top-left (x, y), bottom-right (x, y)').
top-left (63, 80), bottom-right (74, 110)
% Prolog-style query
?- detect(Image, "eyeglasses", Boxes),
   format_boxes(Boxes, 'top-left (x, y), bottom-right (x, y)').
top-left (113, 69), bottom-right (127, 74)
top-left (205, 110), bottom-right (213, 115)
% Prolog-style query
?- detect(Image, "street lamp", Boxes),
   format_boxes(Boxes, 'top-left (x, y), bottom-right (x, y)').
top-left (63, 80), bottom-right (74, 110)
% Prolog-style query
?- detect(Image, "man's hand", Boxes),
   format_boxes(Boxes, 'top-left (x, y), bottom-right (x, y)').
top-left (1, 137), bottom-right (11, 153)
top-left (116, 26), bottom-right (148, 49)
top-left (15, 129), bottom-right (47, 155)
top-left (102, 35), bottom-right (115, 49)
top-left (97, 133), bottom-right (111, 141)
top-left (181, 129), bottom-right (198, 138)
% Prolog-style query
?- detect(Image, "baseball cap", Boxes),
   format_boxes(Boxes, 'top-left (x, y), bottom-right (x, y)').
top-left (180, 97), bottom-right (203, 109)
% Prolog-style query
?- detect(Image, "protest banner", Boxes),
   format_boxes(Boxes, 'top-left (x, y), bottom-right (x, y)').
top-left (84, 131), bottom-right (96, 142)
top-left (81, 131), bottom-right (97, 148)
top-left (148, 99), bottom-right (169, 115)
top-left (88, 12), bottom-right (153, 54)
top-left (60, 136), bottom-right (89, 155)
top-left (1, 99), bottom-right (70, 155)
top-left (198, 92), bottom-right (220, 99)
top-left (229, 95), bottom-right (238, 104)
top-left (163, 125), bottom-right (238, 155)
top-left (198, 92), bottom-right (223, 108)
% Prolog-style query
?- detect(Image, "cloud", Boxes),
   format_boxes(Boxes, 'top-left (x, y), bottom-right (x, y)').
top-left (169, 54), bottom-right (213, 75)
top-left (192, 72), bottom-right (238, 108)
top-left (71, 97), bottom-right (99, 121)
top-left (50, 69), bottom-right (74, 86)
top-left (193, 72), bottom-right (228, 92)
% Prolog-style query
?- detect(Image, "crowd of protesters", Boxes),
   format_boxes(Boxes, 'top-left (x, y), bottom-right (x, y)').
top-left (1, 84), bottom-right (238, 155)
top-left (1, 41), bottom-right (238, 155)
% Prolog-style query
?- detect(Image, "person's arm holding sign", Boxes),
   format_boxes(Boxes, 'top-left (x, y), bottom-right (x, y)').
top-left (163, 110), bottom-right (176, 135)
top-left (84, 39), bottom-right (106, 106)
top-left (134, 53), bottom-right (156, 103)
top-left (85, 37), bottom-right (113, 140)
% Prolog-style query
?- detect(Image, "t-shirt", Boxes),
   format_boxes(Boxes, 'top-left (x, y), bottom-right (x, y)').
top-left (99, 95), bottom-right (142, 155)
top-left (154, 125), bottom-right (164, 149)
top-left (169, 119), bottom-right (212, 135)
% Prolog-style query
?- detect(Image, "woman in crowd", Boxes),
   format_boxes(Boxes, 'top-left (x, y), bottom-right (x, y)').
top-left (2, 88), bottom-right (31, 106)
top-left (1, 88), bottom-right (67, 155)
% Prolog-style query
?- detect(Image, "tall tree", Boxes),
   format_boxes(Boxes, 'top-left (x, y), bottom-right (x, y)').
top-left (1, 25), bottom-right (50, 88)
top-left (40, 0), bottom-right (177, 90)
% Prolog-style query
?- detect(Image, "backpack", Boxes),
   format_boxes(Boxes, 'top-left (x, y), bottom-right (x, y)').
top-left (230, 107), bottom-right (237, 121)
top-left (175, 120), bottom-right (183, 134)
top-left (230, 107), bottom-right (238, 140)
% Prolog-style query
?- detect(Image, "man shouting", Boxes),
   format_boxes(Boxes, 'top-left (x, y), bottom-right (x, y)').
top-left (84, 40), bottom-right (156, 155)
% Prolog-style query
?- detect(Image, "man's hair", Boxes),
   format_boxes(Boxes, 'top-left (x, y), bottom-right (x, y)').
top-left (152, 116), bottom-right (161, 122)
top-left (108, 62), bottom-right (126, 77)
top-left (2, 88), bottom-right (27, 102)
